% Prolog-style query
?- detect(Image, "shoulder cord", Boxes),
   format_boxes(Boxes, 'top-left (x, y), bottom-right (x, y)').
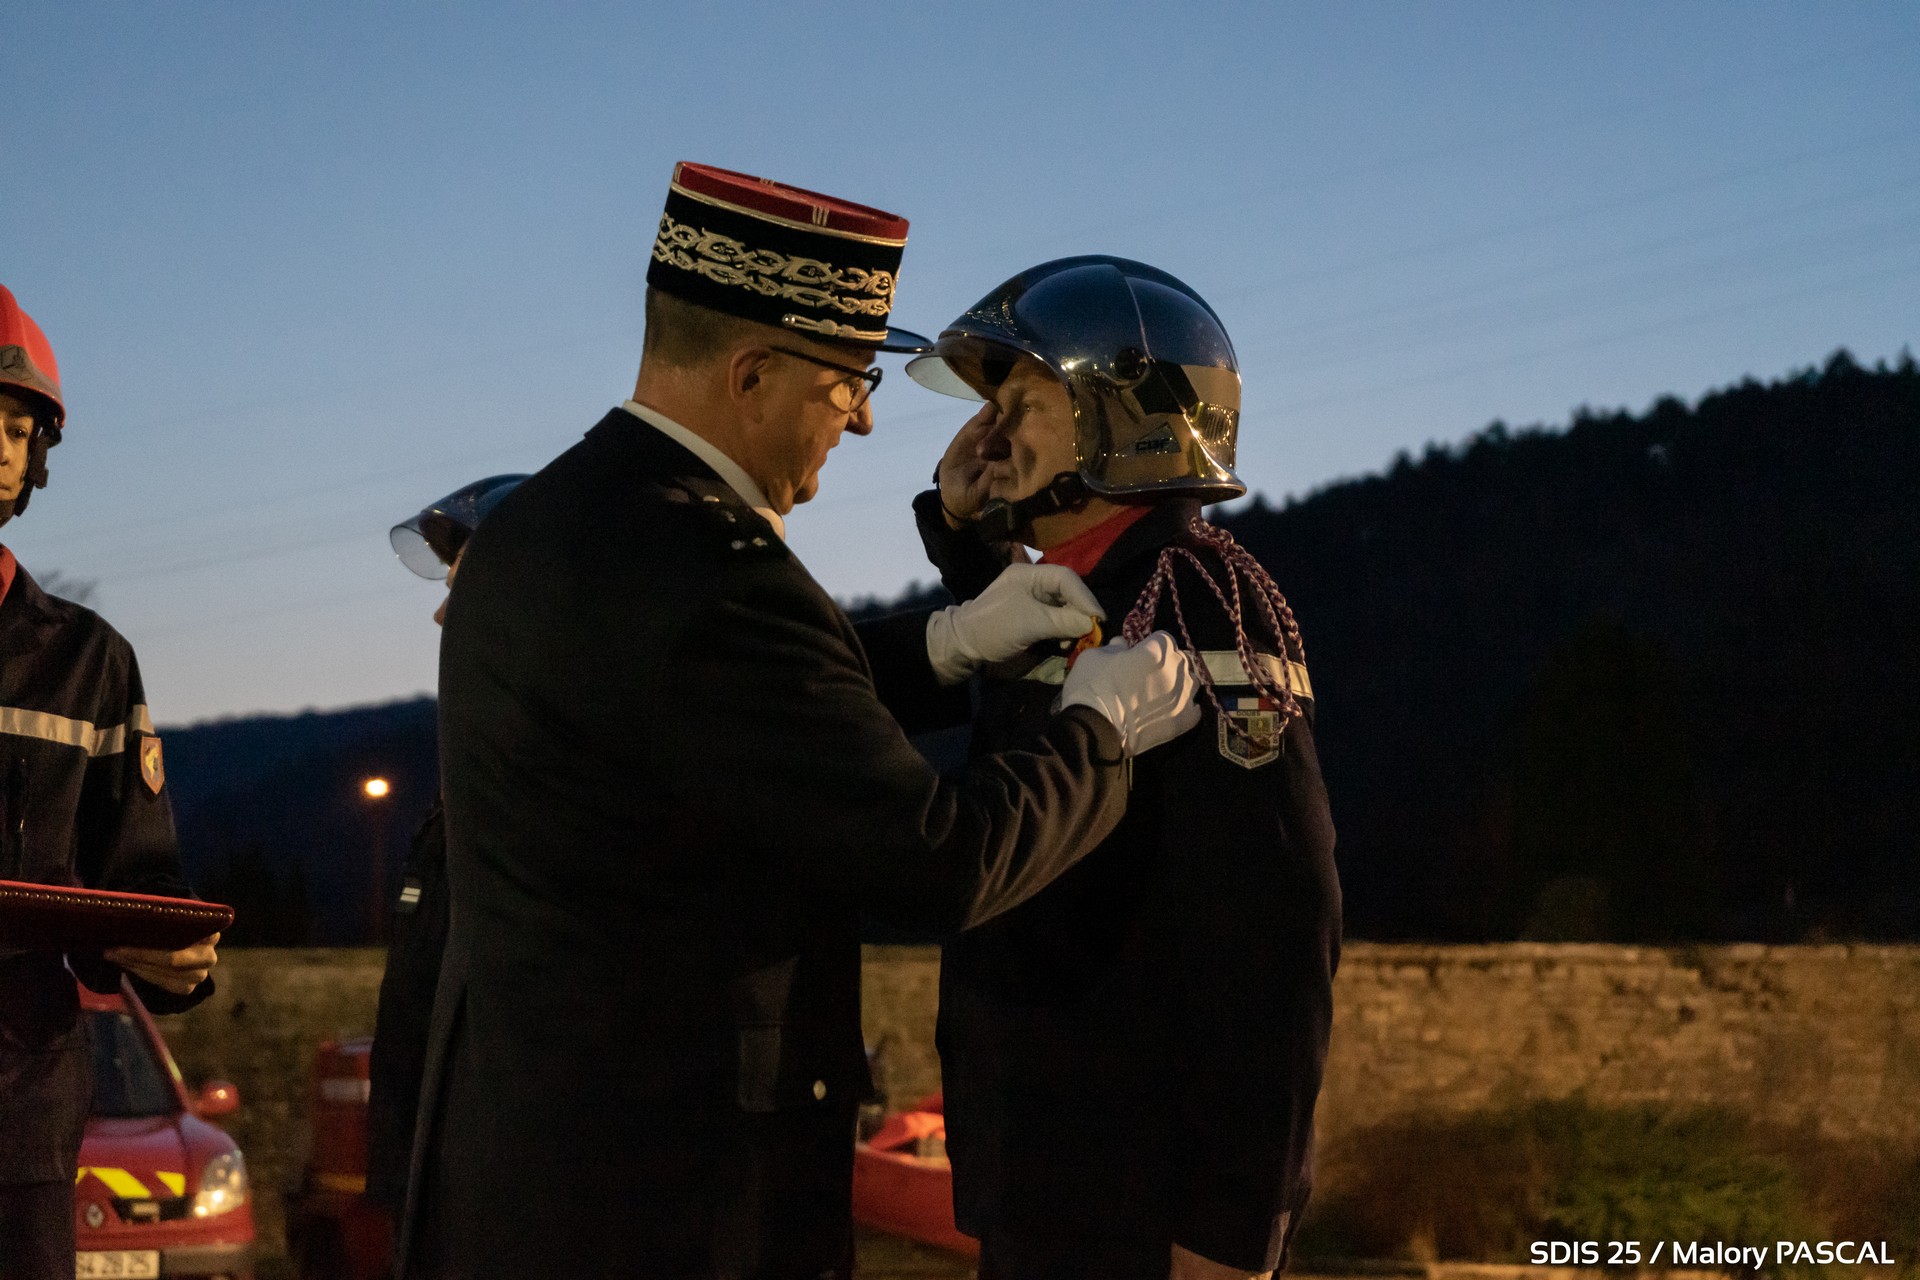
top-left (1121, 516), bottom-right (1307, 728)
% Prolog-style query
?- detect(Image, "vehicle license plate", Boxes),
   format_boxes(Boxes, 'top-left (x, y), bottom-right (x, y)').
top-left (75, 1252), bottom-right (160, 1278)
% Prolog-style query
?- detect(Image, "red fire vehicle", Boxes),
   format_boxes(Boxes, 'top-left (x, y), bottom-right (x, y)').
top-left (72, 978), bottom-right (254, 1279)
top-left (282, 1045), bottom-right (977, 1278)
top-left (284, 1038), bottom-right (391, 1280)
top-left (852, 1092), bottom-right (976, 1257)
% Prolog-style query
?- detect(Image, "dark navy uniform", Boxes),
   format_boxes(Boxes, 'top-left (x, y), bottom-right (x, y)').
top-left (915, 495), bottom-right (1341, 1278)
top-left (365, 800), bottom-right (447, 1216)
top-left (0, 554), bottom-right (209, 1273)
top-left (405, 410), bottom-right (1131, 1280)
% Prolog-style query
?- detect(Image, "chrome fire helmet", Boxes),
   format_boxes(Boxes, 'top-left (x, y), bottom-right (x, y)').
top-left (906, 256), bottom-right (1244, 510)
top-left (390, 474), bottom-right (529, 580)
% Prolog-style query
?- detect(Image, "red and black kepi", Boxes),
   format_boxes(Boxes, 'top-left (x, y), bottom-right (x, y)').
top-left (647, 162), bottom-right (932, 353)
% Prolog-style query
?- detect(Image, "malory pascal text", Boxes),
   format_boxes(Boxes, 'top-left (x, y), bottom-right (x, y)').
top-left (1530, 1241), bottom-right (1898, 1268)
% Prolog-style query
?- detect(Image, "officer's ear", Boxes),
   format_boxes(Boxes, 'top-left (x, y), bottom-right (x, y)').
top-left (725, 346), bottom-right (775, 416)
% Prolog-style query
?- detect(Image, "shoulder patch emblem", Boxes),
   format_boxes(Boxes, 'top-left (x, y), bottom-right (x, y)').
top-left (1217, 697), bottom-right (1283, 769)
top-left (140, 736), bottom-right (166, 794)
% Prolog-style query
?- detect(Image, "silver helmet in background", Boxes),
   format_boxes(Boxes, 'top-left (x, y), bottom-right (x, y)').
top-left (390, 474), bottom-right (530, 580)
top-left (907, 256), bottom-right (1245, 504)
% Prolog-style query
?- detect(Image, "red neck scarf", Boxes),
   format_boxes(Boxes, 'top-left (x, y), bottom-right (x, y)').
top-left (1037, 505), bottom-right (1151, 577)
top-left (0, 547), bottom-right (15, 608)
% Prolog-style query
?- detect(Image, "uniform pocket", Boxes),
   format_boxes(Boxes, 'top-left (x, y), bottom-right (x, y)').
top-left (734, 1023), bottom-right (866, 1114)
top-left (1, 755), bottom-right (24, 880)
top-left (0, 953), bottom-right (83, 1051)
top-left (735, 1023), bottom-right (786, 1112)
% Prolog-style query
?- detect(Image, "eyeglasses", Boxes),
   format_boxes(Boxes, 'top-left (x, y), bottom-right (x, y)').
top-left (769, 346), bottom-right (884, 413)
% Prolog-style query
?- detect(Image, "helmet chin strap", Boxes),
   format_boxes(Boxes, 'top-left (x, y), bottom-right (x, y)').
top-left (0, 424), bottom-right (59, 528)
top-left (974, 471), bottom-right (1090, 543)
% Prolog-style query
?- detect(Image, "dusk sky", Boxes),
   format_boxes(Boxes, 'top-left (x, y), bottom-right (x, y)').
top-left (7, 2), bottom-right (1916, 724)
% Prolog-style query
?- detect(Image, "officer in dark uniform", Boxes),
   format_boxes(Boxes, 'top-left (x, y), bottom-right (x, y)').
top-left (0, 285), bottom-right (218, 1280)
top-left (905, 258), bottom-right (1342, 1280)
top-left (363, 475), bottom-right (525, 1226)
top-left (401, 167), bottom-right (1202, 1280)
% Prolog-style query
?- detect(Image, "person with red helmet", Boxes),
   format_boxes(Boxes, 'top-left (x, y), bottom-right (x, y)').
top-left (0, 285), bottom-right (219, 1280)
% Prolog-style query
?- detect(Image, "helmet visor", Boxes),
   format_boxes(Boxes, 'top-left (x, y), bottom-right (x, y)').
top-left (390, 518), bottom-right (457, 580)
top-left (906, 334), bottom-right (1035, 402)
top-left (389, 473), bottom-right (529, 580)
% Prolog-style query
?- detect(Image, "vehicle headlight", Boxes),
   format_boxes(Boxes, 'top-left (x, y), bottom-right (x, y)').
top-left (191, 1151), bottom-right (249, 1218)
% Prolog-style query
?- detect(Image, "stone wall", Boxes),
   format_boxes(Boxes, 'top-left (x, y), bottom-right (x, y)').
top-left (1318, 942), bottom-right (1920, 1149)
top-left (155, 943), bottom-right (1920, 1257)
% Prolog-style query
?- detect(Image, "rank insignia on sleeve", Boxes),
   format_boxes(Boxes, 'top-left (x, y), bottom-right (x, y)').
top-left (139, 736), bottom-right (166, 794)
top-left (1218, 697), bottom-right (1283, 769)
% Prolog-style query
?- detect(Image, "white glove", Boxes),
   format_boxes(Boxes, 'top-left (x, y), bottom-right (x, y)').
top-left (1057, 632), bottom-right (1202, 757)
top-left (925, 563), bottom-right (1105, 686)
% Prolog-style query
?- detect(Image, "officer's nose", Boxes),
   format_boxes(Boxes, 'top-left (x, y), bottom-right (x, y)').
top-left (847, 398), bottom-right (875, 437)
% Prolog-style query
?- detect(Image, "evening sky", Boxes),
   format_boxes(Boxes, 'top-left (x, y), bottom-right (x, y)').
top-left (6, 1), bottom-right (1916, 721)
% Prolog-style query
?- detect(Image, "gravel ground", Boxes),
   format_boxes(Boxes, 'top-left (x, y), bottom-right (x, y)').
top-left (855, 1226), bottom-right (977, 1278)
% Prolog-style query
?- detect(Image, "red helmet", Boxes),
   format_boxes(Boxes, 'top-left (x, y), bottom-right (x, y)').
top-left (0, 284), bottom-right (64, 426)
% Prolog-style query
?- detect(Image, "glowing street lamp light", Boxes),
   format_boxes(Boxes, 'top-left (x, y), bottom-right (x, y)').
top-left (359, 776), bottom-right (393, 941)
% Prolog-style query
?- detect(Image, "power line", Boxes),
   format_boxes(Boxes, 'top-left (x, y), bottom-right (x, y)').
top-left (974, 33), bottom-right (1919, 264)
top-left (1212, 127), bottom-right (1916, 307)
top-left (1266, 255), bottom-right (1920, 421)
top-left (1265, 210), bottom-right (1920, 375)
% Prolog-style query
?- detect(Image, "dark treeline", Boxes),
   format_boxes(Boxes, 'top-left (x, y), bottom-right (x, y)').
top-left (163, 352), bottom-right (1917, 943)
top-left (1217, 350), bottom-right (1917, 942)
top-left (166, 699), bottom-right (438, 944)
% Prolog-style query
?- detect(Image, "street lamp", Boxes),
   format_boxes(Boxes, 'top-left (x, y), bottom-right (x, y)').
top-left (360, 777), bottom-right (392, 940)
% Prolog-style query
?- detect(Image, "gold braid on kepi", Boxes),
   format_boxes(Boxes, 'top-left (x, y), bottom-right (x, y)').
top-left (645, 162), bottom-right (932, 354)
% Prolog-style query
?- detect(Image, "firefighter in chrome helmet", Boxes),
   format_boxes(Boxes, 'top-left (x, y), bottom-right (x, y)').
top-left (907, 255), bottom-right (1244, 542)
top-left (360, 474), bottom-right (527, 1247)
top-left (905, 259), bottom-right (1339, 1280)
top-left (389, 474), bottom-right (529, 624)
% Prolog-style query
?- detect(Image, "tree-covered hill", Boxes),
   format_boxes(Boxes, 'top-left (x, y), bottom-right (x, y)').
top-left (1218, 350), bottom-right (1916, 941)
top-left (164, 699), bottom-right (438, 943)
top-left (160, 352), bottom-right (1918, 943)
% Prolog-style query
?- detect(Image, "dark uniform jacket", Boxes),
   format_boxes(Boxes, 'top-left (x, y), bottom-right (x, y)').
top-left (365, 800), bottom-right (446, 1216)
top-left (408, 409), bottom-right (1131, 1280)
top-left (0, 558), bottom-right (208, 1186)
top-left (915, 495), bottom-right (1342, 1277)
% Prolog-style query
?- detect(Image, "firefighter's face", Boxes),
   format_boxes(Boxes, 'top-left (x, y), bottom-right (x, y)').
top-left (434, 546), bottom-right (467, 628)
top-left (0, 390), bottom-right (35, 502)
top-left (982, 359), bottom-right (1076, 505)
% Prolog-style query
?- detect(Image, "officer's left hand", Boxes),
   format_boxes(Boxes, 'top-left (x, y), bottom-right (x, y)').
top-left (926, 563), bottom-right (1104, 685)
top-left (1170, 1243), bottom-right (1273, 1280)
top-left (105, 932), bottom-right (220, 996)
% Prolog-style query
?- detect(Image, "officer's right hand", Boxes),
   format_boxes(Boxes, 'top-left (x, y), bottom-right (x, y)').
top-left (1057, 633), bottom-right (1202, 757)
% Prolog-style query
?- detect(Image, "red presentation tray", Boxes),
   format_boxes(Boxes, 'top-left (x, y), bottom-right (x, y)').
top-left (0, 880), bottom-right (232, 951)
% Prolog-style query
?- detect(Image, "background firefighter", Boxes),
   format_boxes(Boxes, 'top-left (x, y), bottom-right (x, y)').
top-left (907, 257), bottom-right (1342, 1280)
top-left (0, 284), bottom-right (219, 1280)
top-left (361, 474), bottom-right (527, 1236)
